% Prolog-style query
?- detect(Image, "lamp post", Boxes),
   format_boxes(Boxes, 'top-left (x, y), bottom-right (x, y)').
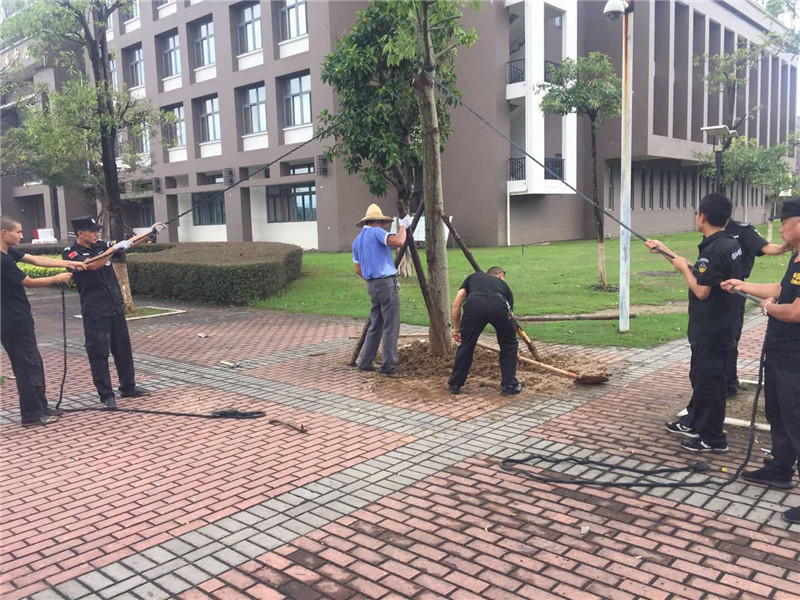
top-left (604, 0), bottom-right (634, 332)
top-left (700, 124), bottom-right (736, 194)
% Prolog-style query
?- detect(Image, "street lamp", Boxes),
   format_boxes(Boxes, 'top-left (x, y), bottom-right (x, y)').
top-left (604, 0), bottom-right (634, 332)
top-left (700, 124), bottom-right (737, 193)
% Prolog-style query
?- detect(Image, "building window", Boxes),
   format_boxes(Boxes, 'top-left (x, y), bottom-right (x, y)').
top-left (659, 170), bottom-right (664, 209)
top-left (125, 45), bottom-right (145, 88)
top-left (640, 168), bottom-right (646, 210)
top-left (240, 84), bottom-right (267, 134)
top-left (236, 2), bottom-right (262, 55)
top-left (649, 170), bottom-right (654, 210)
top-left (130, 200), bottom-right (155, 228)
top-left (109, 57), bottom-right (118, 90)
top-left (691, 172), bottom-right (697, 208)
top-left (682, 172), bottom-right (688, 209)
top-left (192, 192), bottom-right (225, 225)
top-left (161, 32), bottom-right (181, 78)
top-left (667, 171), bottom-right (672, 209)
top-left (267, 184), bottom-right (316, 222)
top-left (198, 96), bottom-right (220, 142)
top-left (289, 162), bottom-right (314, 175)
top-left (164, 104), bottom-right (185, 147)
top-left (193, 19), bottom-right (216, 68)
top-left (155, 0), bottom-right (172, 6)
top-left (132, 124), bottom-right (150, 154)
top-left (608, 166), bottom-right (614, 211)
top-left (280, 0), bottom-right (307, 41)
top-left (283, 73), bottom-right (311, 127)
top-left (120, 1), bottom-right (139, 22)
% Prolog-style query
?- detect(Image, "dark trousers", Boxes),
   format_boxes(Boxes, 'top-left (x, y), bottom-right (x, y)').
top-left (449, 296), bottom-right (519, 389)
top-left (680, 344), bottom-right (728, 444)
top-left (358, 277), bottom-right (400, 374)
top-left (83, 313), bottom-right (135, 401)
top-left (1, 327), bottom-right (47, 422)
top-left (725, 296), bottom-right (747, 393)
top-left (762, 344), bottom-right (800, 480)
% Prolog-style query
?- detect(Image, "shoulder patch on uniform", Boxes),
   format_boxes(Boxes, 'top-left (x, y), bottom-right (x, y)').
top-left (731, 247), bottom-right (742, 261)
top-left (697, 258), bottom-right (709, 274)
top-left (791, 272), bottom-right (800, 286)
top-left (68, 251), bottom-right (78, 259)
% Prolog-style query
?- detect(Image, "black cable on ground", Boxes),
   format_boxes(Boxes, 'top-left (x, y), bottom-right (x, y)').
top-left (430, 78), bottom-right (767, 490)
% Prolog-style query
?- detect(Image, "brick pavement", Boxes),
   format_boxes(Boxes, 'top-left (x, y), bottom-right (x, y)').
top-left (0, 288), bottom-right (798, 600)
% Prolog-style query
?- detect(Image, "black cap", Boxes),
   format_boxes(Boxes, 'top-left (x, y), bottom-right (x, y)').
top-left (71, 215), bottom-right (102, 233)
top-left (769, 198), bottom-right (800, 221)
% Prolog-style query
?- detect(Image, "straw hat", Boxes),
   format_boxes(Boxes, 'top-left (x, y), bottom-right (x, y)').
top-left (356, 203), bottom-right (393, 226)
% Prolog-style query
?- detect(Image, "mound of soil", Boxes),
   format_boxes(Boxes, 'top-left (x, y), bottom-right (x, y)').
top-left (374, 340), bottom-right (611, 398)
top-left (726, 383), bottom-right (767, 424)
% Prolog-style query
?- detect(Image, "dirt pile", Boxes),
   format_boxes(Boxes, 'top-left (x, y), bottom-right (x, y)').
top-left (374, 340), bottom-right (611, 398)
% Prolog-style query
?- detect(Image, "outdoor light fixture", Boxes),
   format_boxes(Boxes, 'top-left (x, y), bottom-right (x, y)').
top-left (700, 124), bottom-right (736, 139)
top-left (603, 0), bottom-right (629, 21)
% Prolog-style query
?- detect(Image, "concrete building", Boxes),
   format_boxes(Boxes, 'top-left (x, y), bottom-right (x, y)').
top-left (1, 0), bottom-right (796, 250)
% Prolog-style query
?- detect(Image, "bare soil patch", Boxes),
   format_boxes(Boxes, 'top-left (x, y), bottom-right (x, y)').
top-left (726, 383), bottom-right (767, 425)
top-left (374, 340), bottom-right (613, 401)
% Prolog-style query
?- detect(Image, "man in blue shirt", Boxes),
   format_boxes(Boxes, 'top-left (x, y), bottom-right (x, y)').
top-left (353, 204), bottom-right (412, 375)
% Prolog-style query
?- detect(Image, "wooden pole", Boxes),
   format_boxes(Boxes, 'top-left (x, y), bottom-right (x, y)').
top-left (348, 201), bottom-right (426, 366)
top-left (517, 313), bottom-right (638, 322)
top-left (437, 209), bottom-right (542, 361)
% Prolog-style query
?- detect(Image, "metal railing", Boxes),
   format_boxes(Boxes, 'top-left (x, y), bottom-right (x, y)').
top-left (507, 58), bottom-right (525, 84)
top-left (508, 157), bottom-right (525, 181)
top-left (544, 157), bottom-right (564, 180)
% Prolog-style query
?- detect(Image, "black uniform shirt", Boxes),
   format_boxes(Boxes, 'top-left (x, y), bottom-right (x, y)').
top-left (688, 231), bottom-right (743, 348)
top-left (461, 272), bottom-right (514, 310)
top-left (767, 251), bottom-right (800, 346)
top-left (0, 246), bottom-right (34, 334)
top-left (726, 221), bottom-right (768, 279)
top-left (63, 241), bottom-right (124, 318)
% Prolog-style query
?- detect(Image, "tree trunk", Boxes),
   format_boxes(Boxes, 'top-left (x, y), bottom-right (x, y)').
top-left (397, 250), bottom-right (413, 278)
top-left (88, 3), bottom-right (134, 313)
top-left (590, 117), bottom-right (607, 288)
top-left (412, 1), bottom-right (452, 357)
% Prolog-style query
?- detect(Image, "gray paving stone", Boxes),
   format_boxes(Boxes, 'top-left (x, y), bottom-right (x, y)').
top-left (212, 547), bottom-right (248, 567)
top-left (140, 547), bottom-right (175, 565)
top-left (154, 574), bottom-right (192, 595)
top-left (130, 582), bottom-right (171, 600)
top-left (99, 563), bottom-right (136, 583)
top-left (232, 539), bottom-right (269, 559)
top-left (97, 575), bottom-right (146, 599)
top-left (31, 591), bottom-right (66, 600)
top-left (174, 565), bottom-right (210, 586)
top-left (194, 556), bottom-right (229, 576)
top-left (56, 580), bottom-right (92, 600)
top-left (161, 538), bottom-right (194, 556)
top-left (77, 572), bottom-right (114, 592)
top-left (142, 557), bottom-right (188, 580)
top-left (179, 531), bottom-right (214, 549)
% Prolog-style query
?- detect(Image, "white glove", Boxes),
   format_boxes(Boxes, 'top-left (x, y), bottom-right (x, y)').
top-left (150, 222), bottom-right (166, 234)
top-left (399, 215), bottom-right (414, 229)
top-left (112, 239), bottom-right (133, 252)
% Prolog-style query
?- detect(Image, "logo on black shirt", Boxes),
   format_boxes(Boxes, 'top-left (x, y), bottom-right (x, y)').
top-left (697, 258), bottom-right (709, 274)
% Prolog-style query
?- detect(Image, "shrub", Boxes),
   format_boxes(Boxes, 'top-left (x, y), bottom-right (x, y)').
top-left (127, 242), bottom-right (302, 305)
top-left (17, 256), bottom-right (76, 288)
top-left (17, 242), bottom-right (175, 255)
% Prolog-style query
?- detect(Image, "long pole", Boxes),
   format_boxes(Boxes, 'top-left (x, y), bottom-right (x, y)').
top-left (714, 140), bottom-right (722, 193)
top-left (619, 7), bottom-right (634, 333)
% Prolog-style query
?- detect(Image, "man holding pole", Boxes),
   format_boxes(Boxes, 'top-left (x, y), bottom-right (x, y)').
top-left (63, 216), bottom-right (165, 409)
top-left (646, 194), bottom-right (742, 453)
top-left (722, 198), bottom-right (800, 524)
top-left (352, 204), bottom-right (413, 375)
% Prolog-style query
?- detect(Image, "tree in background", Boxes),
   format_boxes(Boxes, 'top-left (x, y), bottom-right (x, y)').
top-left (536, 52), bottom-right (621, 289)
top-left (322, 0), bottom-right (476, 356)
top-left (0, 0), bottom-right (158, 312)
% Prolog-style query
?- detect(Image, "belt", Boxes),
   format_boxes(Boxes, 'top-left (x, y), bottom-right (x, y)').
top-left (366, 275), bottom-right (397, 281)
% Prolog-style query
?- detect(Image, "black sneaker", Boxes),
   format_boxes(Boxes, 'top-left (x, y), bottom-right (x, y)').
top-left (449, 385), bottom-right (462, 395)
top-left (102, 397), bottom-right (117, 409)
top-left (783, 507), bottom-right (800, 524)
top-left (665, 421), bottom-right (699, 439)
top-left (681, 438), bottom-right (729, 453)
top-left (356, 365), bottom-right (375, 373)
top-left (21, 415), bottom-right (59, 427)
top-left (46, 407), bottom-right (64, 416)
top-left (742, 468), bottom-right (795, 490)
top-left (379, 369), bottom-right (397, 376)
top-left (501, 383), bottom-right (523, 396)
top-left (120, 386), bottom-right (150, 398)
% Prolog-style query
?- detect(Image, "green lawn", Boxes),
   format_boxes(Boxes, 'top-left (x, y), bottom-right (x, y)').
top-left (254, 226), bottom-right (792, 348)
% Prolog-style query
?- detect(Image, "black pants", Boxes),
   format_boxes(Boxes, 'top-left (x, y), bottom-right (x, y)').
top-left (679, 344), bottom-right (729, 444)
top-left (449, 296), bottom-right (518, 389)
top-left (83, 313), bottom-right (136, 401)
top-left (725, 296), bottom-right (747, 393)
top-left (761, 343), bottom-right (800, 480)
top-left (1, 327), bottom-right (47, 423)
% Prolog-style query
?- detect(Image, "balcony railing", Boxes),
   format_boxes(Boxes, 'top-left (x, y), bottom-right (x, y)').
top-left (507, 58), bottom-right (525, 84)
top-left (544, 157), bottom-right (564, 180)
top-left (508, 157), bottom-right (525, 181)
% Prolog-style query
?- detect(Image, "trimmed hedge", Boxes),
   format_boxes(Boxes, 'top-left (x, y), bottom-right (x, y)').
top-left (17, 242), bottom-right (175, 255)
top-left (127, 242), bottom-right (302, 305)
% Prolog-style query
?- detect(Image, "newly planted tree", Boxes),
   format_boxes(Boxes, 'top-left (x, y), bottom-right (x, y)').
top-left (536, 52), bottom-right (621, 289)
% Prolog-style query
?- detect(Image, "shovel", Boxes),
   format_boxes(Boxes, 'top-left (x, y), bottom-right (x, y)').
top-left (511, 315), bottom-right (542, 361)
top-left (477, 342), bottom-right (609, 385)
